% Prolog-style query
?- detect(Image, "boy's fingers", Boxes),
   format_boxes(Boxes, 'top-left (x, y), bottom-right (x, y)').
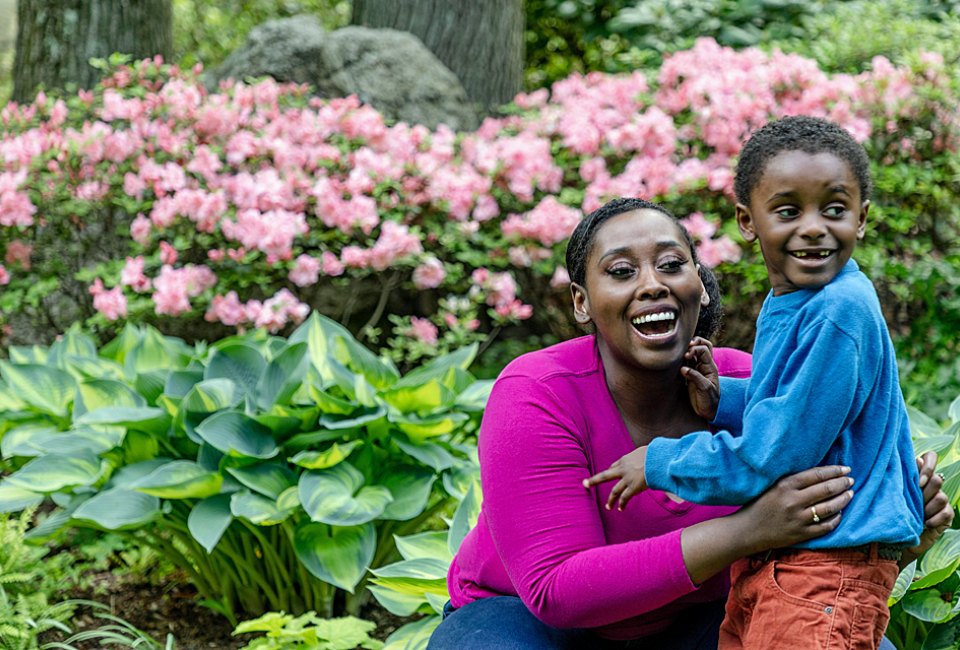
top-left (583, 468), bottom-right (621, 488)
top-left (607, 478), bottom-right (629, 511)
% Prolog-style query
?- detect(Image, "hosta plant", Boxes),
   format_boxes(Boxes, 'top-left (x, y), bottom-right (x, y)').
top-left (367, 477), bottom-right (481, 650)
top-left (886, 394), bottom-right (960, 650)
top-left (0, 312), bottom-right (486, 624)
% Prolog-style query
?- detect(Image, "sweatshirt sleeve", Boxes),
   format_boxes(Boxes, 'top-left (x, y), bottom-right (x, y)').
top-left (645, 320), bottom-right (862, 504)
top-left (480, 375), bottom-right (699, 629)
top-left (712, 376), bottom-right (748, 434)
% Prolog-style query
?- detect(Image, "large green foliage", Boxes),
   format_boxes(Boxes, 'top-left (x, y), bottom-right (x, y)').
top-left (886, 396), bottom-right (960, 650)
top-left (0, 314), bottom-right (484, 623)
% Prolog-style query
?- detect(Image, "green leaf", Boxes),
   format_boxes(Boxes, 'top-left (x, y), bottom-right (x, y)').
top-left (1, 424), bottom-right (60, 458)
top-left (394, 531), bottom-right (452, 563)
top-left (369, 558), bottom-right (450, 596)
top-left (909, 405), bottom-right (944, 438)
top-left (125, 327), bottom-right (188, 376)
top-left (205, 343), bottom-right (267, 399)
top-left (381, 381), bottom-right (455, 414)
top-left (913, 435), bottom-right (956, 457)
top-left (380, 466), bottom-right (436, 521)
top-left (6, 452), bottom-right (104, 492)
top-left (76, 406), bottom-right (170, 434)
top-left (195, 411), bottom-right (279, 459)
top-left (132, 460), bottom-right (223, 499)
top-left (0, 482), bottom-right (44, 513)
top-left (448, 480), bottom-right (481, 555)
top-left (309, 383), bottom-right (359, 415)
top-left (890, 561), bottom-right (917, 605)
top-left (921, 618), bottom-right (960, 650)
top-left (256, 342), bottom-right (309, 410)
top-left (63, 355), bottom-right (126, 382)
top-left (381, 616), bottom-right (440, 650)
top-left (914, 529), bottom-right (960, 589)
top-left (164, 370), bottom-right (204, 398)
top-left (121, 428), bottom-right (160, 464)
top-left (394, 438), bottom-right (456, 471)
top-left (225, 462), bottom-right (297, 499)
top-left (230, 489), bottom-right (295, 525)
top-left (454, 379), bottom-right (493, 412)
top-left (5, 425), bottom-right (124, 458)
top-left (949, 394), bottom-right (960, 425)
top-left (392, 412), bottom-right (468, 443)
top-left (299, 463), bottom-right (393, 526)
top-left (367, 584), bottom-right (430, 617)
top-left (289, 441), bottom-right (363, 470)
top-left (47, 326), bottom-right (98, 365)
top-left (0, 362), bottom-right (76, 417)
top-left (293, 521), bottom-right (375, 593)
top-left (134, 370), bottom-right (168, 405)
top-left (398, 344), bottom-right (477, 388)
top-left (99, 323), bottom-right (142, 365)
top-left (72, 487), bottom-right (160, 530)
top-left (188, 493), bottom-right (233, 553)
top-left (318, 405), bottom-right (386, 430)
top-left (903, 587), bottom-right (955, 623)
top-left (107, 458), bottom-right (173, 488)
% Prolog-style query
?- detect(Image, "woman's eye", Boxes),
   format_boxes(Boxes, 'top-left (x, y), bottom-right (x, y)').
top-left (608, 265), bottom-right (634, 278)
top-left (659, 259), bottom-right (686, 272)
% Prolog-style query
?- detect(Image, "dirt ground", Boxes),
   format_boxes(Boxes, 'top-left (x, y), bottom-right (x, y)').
top-left (64, 570), bottom-right (412, 650)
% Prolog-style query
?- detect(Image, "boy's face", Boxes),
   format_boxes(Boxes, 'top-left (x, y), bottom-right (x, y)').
top-left (735, 150), bottom-right (868, 296)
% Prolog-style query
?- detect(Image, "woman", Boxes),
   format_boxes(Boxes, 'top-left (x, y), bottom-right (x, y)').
top-left (429, 198), bottom-right (952, 649)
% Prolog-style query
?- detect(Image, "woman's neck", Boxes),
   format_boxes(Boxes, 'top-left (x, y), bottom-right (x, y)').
top-left (599, 348), bottom-right (705, 445)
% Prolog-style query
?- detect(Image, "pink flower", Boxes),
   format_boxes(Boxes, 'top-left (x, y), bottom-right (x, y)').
top-left (253, 289), bottom-right (310, 333)
top-left (0, 265), bottom-right (9, 285)
top-left (550, 266), bottom-right (570, 289)
top-left (5, 240), bottom-right (32, 270)
top-left (89, 279), bottom-right (128, 321)
top-left (130, 214), bottom-right (152, 245)
top-left (152, 264), bottom-right (217, 316)
top-left (321, 251), bottom-right (344, 276)
top-left (409, 317), bottom-right (438, 344)
top-left (159, 241), bottom-right (178, 265)
top-left (412, 256), bottom-right (446, 289)
top-left (205, 291), bottom-right (248, 326)
top-left (289, 254), bottom-right (321, 287)
top-left (121, 256), bottom-right (152, 292)
top-left (501, 197), bottom-right (582, 246)
top-left (0, 170), bottom-right (36, 227)
top-left (681, 212), bottom-right (717, 240)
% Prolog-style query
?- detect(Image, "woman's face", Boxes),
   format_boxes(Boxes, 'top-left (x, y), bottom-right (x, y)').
top-left (572, 209), bottom-right (707, 373)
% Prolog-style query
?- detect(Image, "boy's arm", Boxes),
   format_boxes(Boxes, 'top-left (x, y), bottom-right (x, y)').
top-left (645, 320), bottom-right (863, 505)
top-left (712, 376), bottom-right (748, 434)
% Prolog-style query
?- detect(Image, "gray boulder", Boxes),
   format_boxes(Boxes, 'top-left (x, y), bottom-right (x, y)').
top-left (210, 17), bottom-right (479, 131)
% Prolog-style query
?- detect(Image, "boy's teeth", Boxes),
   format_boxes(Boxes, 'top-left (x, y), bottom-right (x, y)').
top-left (793, 250), bottom-right (831, 258)
top-left (632, 312), bottom-right (675, 325)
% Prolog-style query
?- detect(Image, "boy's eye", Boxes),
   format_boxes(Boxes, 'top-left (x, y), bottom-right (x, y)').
top-left (823, 205), bottom-right (846, 218)
top-left (774, 207), bottom-right (799, 219)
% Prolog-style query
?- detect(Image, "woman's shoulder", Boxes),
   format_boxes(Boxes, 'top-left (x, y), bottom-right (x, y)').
top-left (498, 335), bottom-right (600, 385)
top-left (714, 346), bottom-right (753, 379)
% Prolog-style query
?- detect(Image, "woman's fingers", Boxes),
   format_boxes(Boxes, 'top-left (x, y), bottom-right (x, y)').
top-left (779, 465), bottom-right (852, 493)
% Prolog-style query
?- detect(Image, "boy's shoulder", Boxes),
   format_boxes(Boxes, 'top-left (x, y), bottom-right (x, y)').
top-left (809, 263), bottom-right (884, 329)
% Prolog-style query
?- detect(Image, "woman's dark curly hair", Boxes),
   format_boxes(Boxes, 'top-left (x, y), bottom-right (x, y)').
top-left (734, 115), bottom-right (873, 207)
top-left (565, 197), bottom-right (723, 339)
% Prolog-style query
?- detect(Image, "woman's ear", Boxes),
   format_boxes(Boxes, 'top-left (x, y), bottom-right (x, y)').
top-left (696, 264), bottom-right (710, 307)
top-left (735, 203), bottom-right (757, 243)
top-left (571, 283), bottom-right (591, 324)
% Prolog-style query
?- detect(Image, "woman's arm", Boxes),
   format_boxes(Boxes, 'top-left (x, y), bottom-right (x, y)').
top-left (680, 466), bottom-right (854, 584)
top-left (899, 451), bottom-right (955, 569)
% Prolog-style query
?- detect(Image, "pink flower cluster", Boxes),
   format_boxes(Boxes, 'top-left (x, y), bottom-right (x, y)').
top-left (0, 42), bottom-right (953, 339)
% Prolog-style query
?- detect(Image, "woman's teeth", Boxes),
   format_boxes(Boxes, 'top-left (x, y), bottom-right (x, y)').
top-left (631, 312), bottom-right (676, 336)
top-left (633, 312), bottom-right (675, 325)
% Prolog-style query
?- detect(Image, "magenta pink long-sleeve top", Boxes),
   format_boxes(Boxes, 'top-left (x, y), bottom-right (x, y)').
top-left (447, 336), bottom-right (752, 641)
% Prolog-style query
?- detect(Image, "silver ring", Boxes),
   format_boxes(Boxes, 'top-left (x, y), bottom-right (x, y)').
top-left (811, 506), bottom-right (821, 524)
top-left (936, 472), bottom-right (946, 481)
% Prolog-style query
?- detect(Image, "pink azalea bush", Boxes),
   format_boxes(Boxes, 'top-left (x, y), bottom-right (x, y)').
top-left (0, 40), bottom-right (957, 362)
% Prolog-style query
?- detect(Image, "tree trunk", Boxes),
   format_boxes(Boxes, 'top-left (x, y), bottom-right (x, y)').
top-left (13, 0), bottom-right (173, 103)
top-left (352, 0), bottom-right (523, 114)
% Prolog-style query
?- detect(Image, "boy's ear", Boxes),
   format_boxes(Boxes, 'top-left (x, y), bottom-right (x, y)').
top-left (857, 200), bottom-right (869, 240)
top-left (735, 203), bottom-right (757, 243)
top-left (571, 283), bottom-right (591, 324)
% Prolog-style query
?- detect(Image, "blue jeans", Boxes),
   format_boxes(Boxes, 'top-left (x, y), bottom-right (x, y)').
top-left (427, 596), bottom-right (725, 649)
top-left (426, 597), bottom-right (900, 649)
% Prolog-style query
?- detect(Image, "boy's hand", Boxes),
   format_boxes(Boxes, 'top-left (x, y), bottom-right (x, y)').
top-left (582, 446), bottom-right (649, 511)
top-left (681, 336), bottom-right (720, 420)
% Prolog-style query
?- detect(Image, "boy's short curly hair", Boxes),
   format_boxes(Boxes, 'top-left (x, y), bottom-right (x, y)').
top-left (734, 116), bottom-right (873, 206)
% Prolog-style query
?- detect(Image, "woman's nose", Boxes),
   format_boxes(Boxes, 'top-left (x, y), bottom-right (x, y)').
top-left (635, 268), bottom-right (668, 299)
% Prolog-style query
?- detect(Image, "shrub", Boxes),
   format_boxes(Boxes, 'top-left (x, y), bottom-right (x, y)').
top-left (0, 313), bottom-right (485, 623)
top-left (0, 42), bottom-right (957, 403)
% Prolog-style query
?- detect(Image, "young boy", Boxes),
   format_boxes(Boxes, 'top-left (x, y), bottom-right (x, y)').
top-left (585, 116), bottom-right (924, 649)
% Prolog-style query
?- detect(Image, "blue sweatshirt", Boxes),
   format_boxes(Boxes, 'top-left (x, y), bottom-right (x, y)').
top-left (645, 260), bottom-right (923, 547)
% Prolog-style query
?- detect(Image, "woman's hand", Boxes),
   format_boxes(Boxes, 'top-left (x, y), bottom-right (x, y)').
top-left (900, 451), bottom-right (955, 567)
top-left (681, 337), bottom-right (720, 420)
top-left (734, 465), bottom-right (855, 555)
top-left (680, 465), bottom-right (855, 585)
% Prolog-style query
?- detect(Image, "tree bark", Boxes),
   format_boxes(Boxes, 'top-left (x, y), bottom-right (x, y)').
top-left (352, 0), bottom-right (523, 114)
top-left (13, 0), bottom-right (173, 103)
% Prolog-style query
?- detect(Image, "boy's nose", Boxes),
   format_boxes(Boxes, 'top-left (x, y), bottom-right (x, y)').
top-left (797, 212), bottom-right (828, 239)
